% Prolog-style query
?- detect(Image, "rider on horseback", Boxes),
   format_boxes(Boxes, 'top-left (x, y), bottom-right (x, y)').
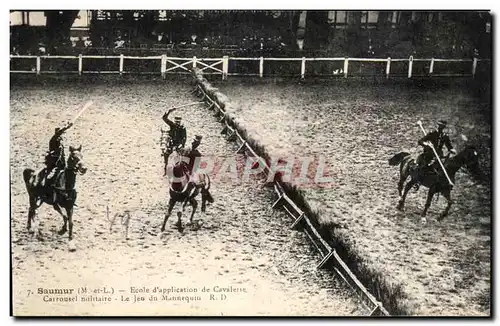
top-left (162, 108), bottom-right (187, 151)
top-left (40, 121), bottom-right (74, 187)
top-left (415, 120), bottom-right (456, 177)
top-left (162, 108), bottom-right (187, 175)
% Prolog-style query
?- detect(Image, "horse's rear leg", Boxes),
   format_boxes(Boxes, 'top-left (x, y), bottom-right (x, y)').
top-left (27, 196), bottom-right (39, 234)
top-left (421, 189), bottom-right (437, 217)
top-left (201, 195), bottom-right (207, 213)
top-left (161, 198), bottom-right (175, 232)
top-left (397, 181), bottom-right (415, 211)
top-left (397, 177), bottom-right (406, 199)
top-left (188, 198), bottom-right (198, 224)
top-left (27, 206), bottom-right (36, 234)
top-left (437, 189), bottom-right (452, 221)
top-left (54, 204), bottom-right (68, 235)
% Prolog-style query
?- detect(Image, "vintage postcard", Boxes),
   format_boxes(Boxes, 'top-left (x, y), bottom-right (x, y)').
top-left (9, 9), bottom-right (492, 317)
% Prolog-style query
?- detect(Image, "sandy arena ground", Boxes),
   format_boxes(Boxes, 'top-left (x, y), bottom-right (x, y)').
top-left (10, 78), bottom-right (363, 316)
top-left (213, 77), bottom-right (491, 316)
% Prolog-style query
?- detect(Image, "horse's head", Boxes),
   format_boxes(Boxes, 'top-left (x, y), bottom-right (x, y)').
top-left (460, 145), bottom-right (481, 175)
top-left (67, 145), bottom-right (87, 175)
top-left (172, 160), bottom-right (189, 178)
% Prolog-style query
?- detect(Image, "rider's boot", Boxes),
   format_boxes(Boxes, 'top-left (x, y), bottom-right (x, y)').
top-left (45, 168), bottom-right (56, 186)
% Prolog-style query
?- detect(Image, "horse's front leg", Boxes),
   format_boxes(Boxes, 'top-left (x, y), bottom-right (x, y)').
top-left (53, 204), bottom-right (68, 235)
top-left (437, 189), bottom-right (452, 221)
top-left (161, 197), bottom-right (175, 232)
top-left (176, 211), bottom-right (183, 232)
top-left (65, 206), bottom-right (74, 241)
top-left (397, 180), bottom-right (415, 211)
top-left (189, 198), bottom-right (198, 224)
top-left (421, 188), bottom-right (436, 217)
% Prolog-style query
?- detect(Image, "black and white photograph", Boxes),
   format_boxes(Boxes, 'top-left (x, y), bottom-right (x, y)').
top-left (8, 8), bottom-right (492, 317)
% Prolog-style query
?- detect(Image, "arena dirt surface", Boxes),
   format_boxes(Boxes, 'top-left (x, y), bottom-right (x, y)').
top-left (213, 77), bottom-right (491, 316)
top-left (10, 78), bottom-right (363, 316)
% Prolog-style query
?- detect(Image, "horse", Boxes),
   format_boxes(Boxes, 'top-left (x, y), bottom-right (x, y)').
top-left (388, 144), bottom-right (480, 220)
top-left (23, 145), bottom-right (87, 241)
top-left (161, 149), bottom-right (214, 233)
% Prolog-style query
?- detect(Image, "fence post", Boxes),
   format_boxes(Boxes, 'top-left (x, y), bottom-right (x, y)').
top-left (386, 57), bottom-right (391, 78)
top-left (36, 56), bottom-right (41, 75)
top-left (222, 56), bottom-right (229, 80)
top-left (429, 58), bottom-right (434, 75)
top-left (161, 54), bottom-right (166, 79)
top-left (259, 57), bottom-right (264, 78)
top-left (343, 57), bottom-right (349, 78)
top-left (472, 57), bottom-right (478, 78)
top-left (301, 57), bottom-right (306, 79)
top-left (193, 56), bottom-right (197, 68)
top-left (408, 55), bottom-right (413, 78)
top-left (78, 54), bottom-right (82, 76)
top-left (119, 54), bottom-right (124, 75)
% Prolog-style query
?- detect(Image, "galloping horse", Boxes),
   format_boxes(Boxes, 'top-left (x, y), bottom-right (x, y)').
top-left (23, 145), bottom-right (87, 241)
top-left (161, 149), bottom-right (213, 232)
top-left (388, 144), bottom-right (480, 220)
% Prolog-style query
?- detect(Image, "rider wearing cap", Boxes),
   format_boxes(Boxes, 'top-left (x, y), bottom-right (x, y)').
top-left (416, 120), bottom-right (456, 172)
top-left (162, 108), bottom-right (187, 151)
top-left (40, 121), bottom-right (74, 187)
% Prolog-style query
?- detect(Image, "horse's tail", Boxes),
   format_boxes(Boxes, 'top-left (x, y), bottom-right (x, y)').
top-left (23, 168), bottom-right (35, 187)
top-left (388, 152), bottom-right (411, 166)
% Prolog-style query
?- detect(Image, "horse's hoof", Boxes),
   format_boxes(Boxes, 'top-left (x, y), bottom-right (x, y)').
top-left (68, 240), bottom-right (76, 252)
top-left (58, 228), bottom-right (67, 236)
top-left (420, 217), bottom-right (427, 225)
top-left (396, 204), bottom-right (404, 211)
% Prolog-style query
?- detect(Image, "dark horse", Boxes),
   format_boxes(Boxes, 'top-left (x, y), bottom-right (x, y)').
top-left (388, 144), bottom-right (480, 220)
top-left (161, 149), bottom-right (214, 232)
top-left (23, 145), bottom-right (87, 242)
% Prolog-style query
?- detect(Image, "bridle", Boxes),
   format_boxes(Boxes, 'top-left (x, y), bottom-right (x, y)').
top-left (67, 152), bottom-right (85, 175)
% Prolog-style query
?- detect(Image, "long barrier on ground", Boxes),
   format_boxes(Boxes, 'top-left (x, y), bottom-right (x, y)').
top-left (190, 67), bottom-right (391, 316)
top-left (10, 54), bottom-right (490, 79)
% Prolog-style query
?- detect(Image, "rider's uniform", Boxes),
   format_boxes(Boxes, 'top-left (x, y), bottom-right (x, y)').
top-left (162, 113), bottom-right (187, 152)
top-left (40, 126), bottom-right (70, 187)
top-left (185, 146), bottom-right (202, 184)
top-left (417, 129), bottom-right (454, 169)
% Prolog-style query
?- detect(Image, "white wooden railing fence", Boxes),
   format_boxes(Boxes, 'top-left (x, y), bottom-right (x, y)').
top-left (9, 54), bottom-right (489, 79)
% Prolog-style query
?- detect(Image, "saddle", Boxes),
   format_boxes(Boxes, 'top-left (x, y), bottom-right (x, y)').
top-left (35, 169), bottom-right (66, 203)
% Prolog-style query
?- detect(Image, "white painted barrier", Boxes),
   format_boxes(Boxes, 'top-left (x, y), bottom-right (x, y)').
top-left (9, 54), bottom-right (489, 80)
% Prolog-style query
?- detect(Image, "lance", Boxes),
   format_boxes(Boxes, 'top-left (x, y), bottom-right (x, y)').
top-left (416, 120), bottom-right (454, 186)
top-left (169, 101), bottom-right (205, 110)
top-left (71, 100), bottom-right (93, 125)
